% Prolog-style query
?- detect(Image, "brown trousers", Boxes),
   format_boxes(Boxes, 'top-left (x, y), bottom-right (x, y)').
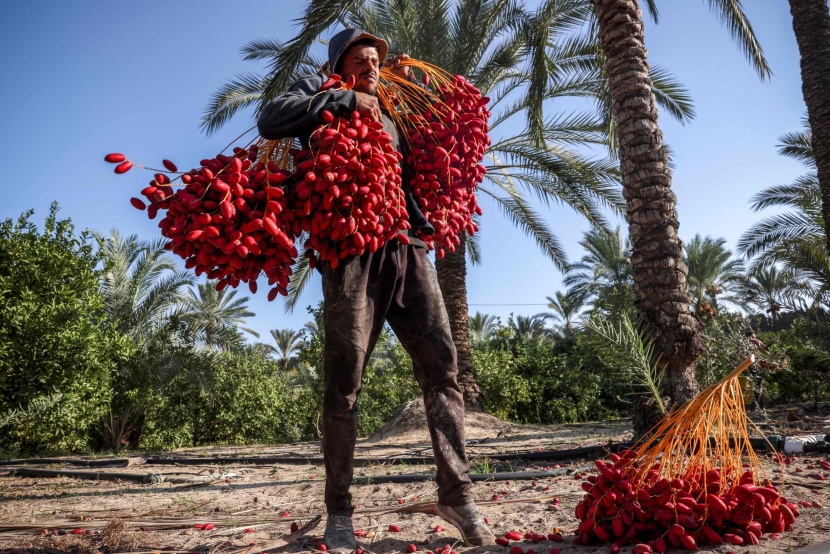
top-left (320, 239), bottom-right (473, 515)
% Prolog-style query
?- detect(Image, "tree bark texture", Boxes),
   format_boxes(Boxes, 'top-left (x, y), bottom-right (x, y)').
top-left (592, 0), bottom-right (704, 436)
top-left (789, 0), bottom-right (830, 256)
top-left (434, 239), bottom-right (486, 411)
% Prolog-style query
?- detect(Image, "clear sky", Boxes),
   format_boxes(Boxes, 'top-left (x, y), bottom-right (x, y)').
top-left (0, 1), bottom-right (809, 342)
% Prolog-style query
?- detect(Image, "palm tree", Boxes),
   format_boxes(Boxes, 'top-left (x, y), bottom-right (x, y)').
top-left (738, 266), bottom-right (806, 328)
top-left (788, 0), bottom-right (830, 257)
top-left (509, 314), bottom-right (553, 344)
top-left (683, 234), bottom-right (746, 315)
top-left (543, 289), bottom-right (586, 330)
top-left (590, 0), bottom-right (770, 433)
top-left (269, 328), bottom-right (306, 372)
top-left (202, 0), bottom-right (695, 410)
top-left (177, 281), bottom-right (259, 350)
top-left (737, 126), bottom-right (829, 311)
top-left (95, 230), bottom-right (194, 338)
top-left (94, 230), bottom-right (195, 452)
top-left (564, 227), bottom-right (634, 315)
top-left (469, 312), bottom-right (499, 347)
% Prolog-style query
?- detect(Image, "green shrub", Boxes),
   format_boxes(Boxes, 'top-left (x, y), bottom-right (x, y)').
top-left (139, 349), bottom-right (305, 449)
top-left (0, 205), bottom-right (130, 454)
top-left (472, 348), bottom-right (531, 420)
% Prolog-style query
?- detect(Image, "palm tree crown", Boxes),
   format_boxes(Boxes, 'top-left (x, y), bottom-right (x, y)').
top-left (269, 328), bottom-right (306, 372)
top-left (95, 230), bottom-right (194, 339)
top-left (469, 312), bottom-right (499, 346)
top-left (543, 289), bottom-right (586, 330)
top-left (683, 234), bottom-right (745, 315)
top-left (563, 226), bottom-right (633, 315)
top-left (738, 124), bottom-right (829, 311)
top-left (177, 281), bottom-right (259, 350)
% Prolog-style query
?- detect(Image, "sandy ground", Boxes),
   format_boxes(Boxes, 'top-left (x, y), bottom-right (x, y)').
top-left (0, 406), bottom-right (828, 554)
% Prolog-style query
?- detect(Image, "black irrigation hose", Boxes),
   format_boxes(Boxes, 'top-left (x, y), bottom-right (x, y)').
top-left (0, 458), bottom-right (129, 468)
top-left (145, 442), bottom-right (640, 467)
top-left (3, 467), bottom-right (206, 484)
top-left (352, 468), bottom-right (573, 485)
top-left (5, 467), bottom-right (152, 483)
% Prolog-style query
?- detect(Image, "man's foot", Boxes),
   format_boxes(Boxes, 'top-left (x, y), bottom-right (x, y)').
top-left (435, 503), bottom-right (496, 546)
top-left (323, 514), bottom-right (356, 552)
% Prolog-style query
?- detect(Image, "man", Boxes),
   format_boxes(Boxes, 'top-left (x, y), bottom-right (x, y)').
top-left (257, 28), bottom-right (496, 551)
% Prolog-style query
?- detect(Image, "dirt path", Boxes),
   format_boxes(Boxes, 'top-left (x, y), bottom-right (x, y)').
top-left (0, 410), bottom-right (828, 554)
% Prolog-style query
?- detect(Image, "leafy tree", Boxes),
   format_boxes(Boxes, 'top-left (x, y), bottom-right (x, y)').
top-left (683, 234), bottom-right (746, 315)
top-left (768, 316), bottom-right (830, 408)
top-left (590, 0), bottom-right (769, 435)
top-left (0, 205), bottom-right (130, 453)
top-left (139, 348), bottom-right (306, 448)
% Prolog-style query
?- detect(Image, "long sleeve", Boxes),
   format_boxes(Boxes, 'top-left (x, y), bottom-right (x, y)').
top-left (257, 73), bottom-right (357, 141)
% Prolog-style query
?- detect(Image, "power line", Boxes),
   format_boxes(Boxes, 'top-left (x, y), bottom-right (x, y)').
top-left (468, 303), bottom-right (549, 306)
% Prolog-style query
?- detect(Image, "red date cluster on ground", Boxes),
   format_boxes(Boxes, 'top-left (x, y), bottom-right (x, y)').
top-left (289, 109), bottom-right (410, 270)
top-left (110, 147), bottom-right (298, 300)
top-left (574, 451), bottom-right (799, 552)
top-left (407, 75), bottom-right (489, 258)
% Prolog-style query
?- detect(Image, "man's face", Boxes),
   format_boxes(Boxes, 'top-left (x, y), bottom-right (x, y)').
top-left (339, 44), bottom-right (380, 95)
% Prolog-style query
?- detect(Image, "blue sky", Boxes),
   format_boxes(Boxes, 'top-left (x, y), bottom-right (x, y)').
top-left (0, 1), bottom-right (808, 342)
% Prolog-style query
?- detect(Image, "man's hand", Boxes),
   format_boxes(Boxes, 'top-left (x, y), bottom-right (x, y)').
top-left (354, 91), bottom-right (382, 122)
top-left (383, 53), bottom-right (413, 81)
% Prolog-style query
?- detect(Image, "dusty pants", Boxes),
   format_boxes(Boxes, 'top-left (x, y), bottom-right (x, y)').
top-left (320, 239), bottom-right (473, 515)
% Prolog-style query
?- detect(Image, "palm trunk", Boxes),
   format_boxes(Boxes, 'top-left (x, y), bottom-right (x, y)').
top-left (593, 0), bottom-right (704, 436)
top-left (789, 0), bottom-right (830, 256)
top-left (434, 239), bottom-right (486, 412)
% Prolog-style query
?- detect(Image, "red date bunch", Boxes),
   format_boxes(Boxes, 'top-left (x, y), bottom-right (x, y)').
top-left (288, 109), bottom-right (410, 270)
top-left (406, 75), bottom-right (489, 258)
top-left (108, 147), bottom-right (297, 300)
top-left (574, 452), bottom-right (798, 552)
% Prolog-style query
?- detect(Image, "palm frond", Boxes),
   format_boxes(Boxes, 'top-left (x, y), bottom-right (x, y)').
top-left (705, 0), bottom-right (771, 80)
top-left (748, 176), bottom-right (820, 211)
top-left (738, 211), bottom-right (825, 259)
top-left (585, 311), bottom-right (665, 414)
top-left (284, 252), bottom-right (318, 315)
top-left (465, 213), bottom-right (483, 266)
top-left (777, 129), bottom-right (815, 166)
top-left (643, 0), bottom-right (660, 23)
top-left (480, 188), bottom-right (569, 270)
top-left (259, 0), bottom-right (365, 108)
top-left (650, 65), bottom-right (695, 125)
top-left (201, 73), bottom-right (268, 136)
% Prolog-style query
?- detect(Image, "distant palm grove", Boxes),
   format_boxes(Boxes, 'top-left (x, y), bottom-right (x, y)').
top-left (2, 0), bottom-right (829, 454)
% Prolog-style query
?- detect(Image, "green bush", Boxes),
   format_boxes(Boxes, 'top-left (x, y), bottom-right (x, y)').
top-left (0, 205), bottom-right (130, 454)
top-left (472, 348), bottom-right (531, 420)
top-left (514, 342), bottom-right (617, 424)
top-left (139, 348), bottom-right (305, 449)
top-left (474, 332), bottom-right (626, 425)
top-left (765, 317), bottom-right (830, 407)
